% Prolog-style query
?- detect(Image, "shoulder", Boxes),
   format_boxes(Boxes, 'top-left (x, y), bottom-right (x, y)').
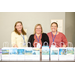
top-left (42, 33), bottom-right (47, 35)
top-left (24, 35), bottom-right (28, 38)
top-left (47, 32), bottom-right (51, 35)
top-left (42, 33), bottom-right (49, 37)
top-left (47, 32), bottom-right (51, 36)
top-left (29, 34), bottom-right (34, 38)
top-left (59, 32), bottom-right (65, 36)
top-left (28, 34), bottom-right (35, 41)
top-left (59, 32), bottom-right (66, 38)
top-left (11, 31), bottom-right (17, 35)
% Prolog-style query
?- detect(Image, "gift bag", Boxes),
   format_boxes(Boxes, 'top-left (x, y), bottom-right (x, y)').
top-left (32, 48), bottom-right (40, 61)
top-left (50, 42), bottom-right (59, 61)
top-left (2, 42), bottom-right (10, 61)
top-left (17, 47), bottom-right (25, 61)
top-left (74, 47), bottom-right (75, 60)
top-left (24, 42), bottom-right (33, 61)
top-left (51, 42), bottom-right (56, 48)
top-left (42, 42), bottom-right (49, 61)
top-left (66, 42), bottom-right (74, 61)
top-left (59, 42), bottom-right (67, 61)
top-left (9, 47), bottom-right (17, 61)
top-left (0, 48), bottom-right (2, 61)
top-left (32, 42), bottom-right (40, 61)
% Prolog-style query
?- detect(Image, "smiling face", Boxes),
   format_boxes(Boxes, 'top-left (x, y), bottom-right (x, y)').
top-left (14, 21), bottom-right (26, 35)
top-left (15, 23), bottom-right (23, 31)
top-left (51, 23), bottom-right (58, 32)
top-left (35, 25), bottom-right (42, 34)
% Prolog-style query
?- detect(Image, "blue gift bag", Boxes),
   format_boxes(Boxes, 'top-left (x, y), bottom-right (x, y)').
top-left (17, 47), bottom-right (25, 61)
top-left (2, 47), bottom-right (10, 61)
top-left (9, 47), bottom-right (17, 61)
top-left (59, 42), bottom-right (67, 61)
top-left (66, 42), bottom-right (74, 61)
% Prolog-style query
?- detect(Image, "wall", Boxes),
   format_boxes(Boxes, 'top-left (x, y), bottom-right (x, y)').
top-left (0, 12), bottom-right (65, 48)
top-left (65, 12), bottom-right (75, 47)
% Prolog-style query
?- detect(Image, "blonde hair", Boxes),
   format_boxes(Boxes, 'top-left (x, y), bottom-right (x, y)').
top-left (14, 21), bottom-right (26, 35)
top-left (34, 24), bottom-right (43, 34)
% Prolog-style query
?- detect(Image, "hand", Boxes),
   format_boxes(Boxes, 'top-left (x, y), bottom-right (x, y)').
top-left (63, 45), bottom-right (66, 47)
top-left (40, 49), bottom-right (42, 53)
top-left (13, 44), bottom-right (18, 48)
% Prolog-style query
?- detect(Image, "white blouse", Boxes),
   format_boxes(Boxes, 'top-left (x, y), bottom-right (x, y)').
top-left (11, 31), bottom-right (28, 47)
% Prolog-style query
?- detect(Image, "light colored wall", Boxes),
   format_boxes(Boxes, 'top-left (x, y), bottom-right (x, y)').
top-left (0, 12), bottom-right (65, 48)
top-left (65, 12), bottom-right (75, 47)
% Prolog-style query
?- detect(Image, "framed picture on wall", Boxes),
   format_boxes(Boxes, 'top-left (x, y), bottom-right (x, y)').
top-left (51, 19), bottom-right (63, 33)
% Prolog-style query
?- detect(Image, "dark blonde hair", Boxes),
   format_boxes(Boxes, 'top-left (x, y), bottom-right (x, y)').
top-left (14, 21), bottom-right (26, 35)
top-left (34, 24), bottom-right (43, 34)
top-left (51, 22), bottom-right (58, 27)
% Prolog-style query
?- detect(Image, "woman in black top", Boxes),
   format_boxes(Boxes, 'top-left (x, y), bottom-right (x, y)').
top-left (28, 24), bottom-right (49, 48)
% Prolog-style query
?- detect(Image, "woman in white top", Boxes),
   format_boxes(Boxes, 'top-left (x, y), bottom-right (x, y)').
top-left (11, 21), bottom-right (28, 47)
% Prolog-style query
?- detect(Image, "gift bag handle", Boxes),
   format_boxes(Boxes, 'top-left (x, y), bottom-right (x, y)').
top-left (67, 42), bottom-right (73, 47)
top-left (43, 41), bottom-right (48, 46)
top-left (51, 42), bottom-right (56, 47)
top-left (60, 42), bottom-right (64, 47)
top-left (3, 42), bottom-right (9, 47)
top-left (28, 42), bottom-right (31, 47)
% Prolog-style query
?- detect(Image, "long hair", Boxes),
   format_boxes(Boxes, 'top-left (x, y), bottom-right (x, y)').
top-left (14, 21), bottom-right (26, 35)
top-left (34, 24), bottom-right (43, 34)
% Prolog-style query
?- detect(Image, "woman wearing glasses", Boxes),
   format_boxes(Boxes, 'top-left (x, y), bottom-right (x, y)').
top-left (28, 24), bottom-right (49, 49)
top-left (47, 22), bottom-right (68, 48)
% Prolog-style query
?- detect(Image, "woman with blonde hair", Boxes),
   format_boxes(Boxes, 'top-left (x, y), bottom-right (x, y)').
top-left (11, 21), bottom-right (28, 47)
top-left (28, 24), bottom-right (49, 48)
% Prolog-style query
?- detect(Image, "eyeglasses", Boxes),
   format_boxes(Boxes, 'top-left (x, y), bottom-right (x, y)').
top-left (36, 28), bottom-right (41, 29)
top-left (51, 26), bottom-right (57, 27)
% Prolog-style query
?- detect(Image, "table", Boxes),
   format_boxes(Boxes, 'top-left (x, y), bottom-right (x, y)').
top-left (0, 52), bottom-right (75, 62)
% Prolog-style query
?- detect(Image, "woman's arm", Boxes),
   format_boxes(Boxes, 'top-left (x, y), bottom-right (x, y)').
top-left (25, 35), bottom-right (28, 47)
top-left (42, 33), bottom-right (49, 46)
top-left (11, 32), bottom-right (18, 47)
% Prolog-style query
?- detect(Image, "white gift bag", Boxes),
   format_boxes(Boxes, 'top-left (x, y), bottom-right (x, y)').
top-left (17, 47), bottom-right (25, 61)
top-left (24, 42), bottom-right (33, 61)
top-left (66, 42), bottom-right (74, 61)
top-left (2, 42), bottom-right (10, 61)
top-left (24, 47), bottom-right (33, 61)
top-left (9, 47), bottom-right (17, 61)
top-left (59, 42), bottom-right (67, 61)
top-left (51, 42), bottom-right (59, 61)
top-left (0, 48), bottom-right (2, 61)
top-left (32, 42), bottom-right (40, 61)
top-left (51, 42), bottom-right (56, 48)
top-left (32, 48), bottom-right (40, 61)
top-left (42, 42), bottom-right (49, 61)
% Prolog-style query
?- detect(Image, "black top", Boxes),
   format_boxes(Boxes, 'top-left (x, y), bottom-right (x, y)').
top-left (28, 33), bottom-right (49, 47)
